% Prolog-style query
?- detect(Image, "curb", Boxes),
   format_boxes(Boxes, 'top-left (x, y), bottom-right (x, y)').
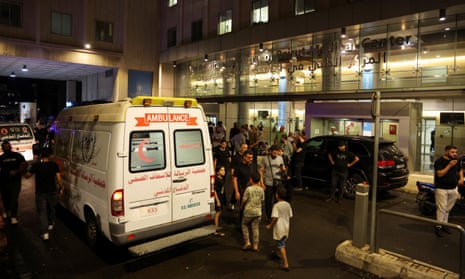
top-left (335, 240), bottom-right (459, 279)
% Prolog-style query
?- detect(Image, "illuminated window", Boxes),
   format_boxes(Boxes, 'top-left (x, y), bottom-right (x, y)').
top-left (218, 10), bottom-right (232, 35)
top-left (0, 1), bottom-right (21, 26)
top-left (95, 20), bottom-right (113, 42)
top-left (51, 12), bottom-right (72, 36)
top-left (168, 0), bottom-right (177, 7)
top-left (252, 0), bottom-right (268, 25)
top-left (295, 0), bottom-right (316, 15)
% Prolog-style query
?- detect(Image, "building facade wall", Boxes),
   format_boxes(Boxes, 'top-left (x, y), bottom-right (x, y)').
top-left (0, 0), bottom-right (160, 102)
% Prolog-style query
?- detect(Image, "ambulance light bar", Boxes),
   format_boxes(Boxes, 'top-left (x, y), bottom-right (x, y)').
top-left (131, 96), bottom-right (198, 108)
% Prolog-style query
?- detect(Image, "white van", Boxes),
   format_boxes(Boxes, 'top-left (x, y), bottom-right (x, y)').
top-left (0, 123), bottom-right (35, 161)
top-left (53, 96), bottom-right (216, 255)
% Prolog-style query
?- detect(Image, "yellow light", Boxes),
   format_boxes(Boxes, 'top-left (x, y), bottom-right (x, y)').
top-left (131, 96), bottom-right (198, 108)
top-left (143, 98), bottom-right (152, 106)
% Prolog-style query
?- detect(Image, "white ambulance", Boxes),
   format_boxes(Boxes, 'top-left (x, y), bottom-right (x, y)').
top-left (52, 96), bottom-right (216, 255)
top-left (0, 123), bottom-right (35, 161)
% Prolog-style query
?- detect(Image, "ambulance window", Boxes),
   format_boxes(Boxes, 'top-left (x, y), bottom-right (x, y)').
top-left (55, 129), bottom-right (72, 159)
top-left (130, 131), bottom-right (166, 172)
top-left (174, 129), bottom-right (205, 167)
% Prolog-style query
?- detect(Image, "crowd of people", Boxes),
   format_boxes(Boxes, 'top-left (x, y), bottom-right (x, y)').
top-left (211, 121), bottom-right (305, 272)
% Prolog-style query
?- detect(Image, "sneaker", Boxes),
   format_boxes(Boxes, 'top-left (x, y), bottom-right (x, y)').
top-left (10, 217), bottom-right (18, 225)
top-left (326, 197), bottom-right (334, 203)
top-left (41, 233), bottom-right (49, 241)
top-left (48, 225), bottom-right (54, 231)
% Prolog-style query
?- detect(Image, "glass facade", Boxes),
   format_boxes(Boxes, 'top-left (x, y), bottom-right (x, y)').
top-left (174, 13), bottom-right (465, 98)
top-left (171, 10), bottom-right (465, 173)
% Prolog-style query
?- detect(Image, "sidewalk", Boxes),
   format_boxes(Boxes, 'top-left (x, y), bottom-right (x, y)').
top-left (336, 172), bottom-right (461, 279)
top-left (400, 172), bottom-right (433, 194)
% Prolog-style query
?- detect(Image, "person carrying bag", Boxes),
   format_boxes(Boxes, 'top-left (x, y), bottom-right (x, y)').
top-left (259, 145), bottom-right (286, 222)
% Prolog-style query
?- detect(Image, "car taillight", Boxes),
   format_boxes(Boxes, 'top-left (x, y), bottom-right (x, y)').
top-left (111, 189), bottom-right (124, 216)
top-left (378, 160), bottom-right (395, 168)
top-left (210, 175), bottom-right (215, 198)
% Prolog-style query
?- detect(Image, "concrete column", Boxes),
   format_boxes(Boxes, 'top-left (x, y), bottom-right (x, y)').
top-left (66, 80), bottom-right (77, 103)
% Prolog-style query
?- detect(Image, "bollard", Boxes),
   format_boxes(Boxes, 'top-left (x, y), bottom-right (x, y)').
top-left (353, 182), bottom-right (369, 248)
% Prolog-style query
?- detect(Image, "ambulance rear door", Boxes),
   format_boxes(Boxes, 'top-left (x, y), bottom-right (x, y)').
top-left (123, 106), bottom-right (173, 232)
top-left (168, 106), bottom-right (212, 221)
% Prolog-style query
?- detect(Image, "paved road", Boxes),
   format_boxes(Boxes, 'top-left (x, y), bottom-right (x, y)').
top-left (0, 176), bottom-right (458, 278)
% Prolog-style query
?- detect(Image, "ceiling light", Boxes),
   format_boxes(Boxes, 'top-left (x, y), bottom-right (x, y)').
top-left (21, 65), bottom-right (28, 72)
top-left (204, 54), bottom-right (208, 62)
top-left (439, 8), bottom-right (446, 21)
top-left (341, 27), bottom-right (346, 38)
top-left (173, 61), bottom-right (177, 68)
top-left (259, 43), bottom-right (264, 52)
top-left (9, 72), bottom-right (16, 77)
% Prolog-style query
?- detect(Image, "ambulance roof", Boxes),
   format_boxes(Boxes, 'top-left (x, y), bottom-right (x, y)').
top-left (55, 96), bottom-right (200, 123)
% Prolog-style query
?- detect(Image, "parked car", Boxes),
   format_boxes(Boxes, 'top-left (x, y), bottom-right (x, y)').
top-left (301, 135), bottom-right (409, 199)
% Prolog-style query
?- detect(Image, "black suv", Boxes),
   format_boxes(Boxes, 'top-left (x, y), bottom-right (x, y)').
top-left (301, 135), bottom-right (409, 199)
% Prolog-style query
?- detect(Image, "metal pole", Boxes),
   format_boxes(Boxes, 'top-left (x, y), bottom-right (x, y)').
top-left (353, 183), bottom-right (369, 248)
top-left (370, 91), bottom-right (380, 252)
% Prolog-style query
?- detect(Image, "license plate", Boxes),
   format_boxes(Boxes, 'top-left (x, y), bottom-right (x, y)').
top-left (140, 206), bottom-right (159, 217)
top-left (396, 164), bottom-right (405, 169)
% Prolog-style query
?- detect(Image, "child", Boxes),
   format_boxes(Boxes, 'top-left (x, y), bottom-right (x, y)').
top-left (241, 171), bottom-right (265, 251)
top-left (213, 165), bottom-right (226, 236)
top-left (266, 186), bottom-right (293, 271)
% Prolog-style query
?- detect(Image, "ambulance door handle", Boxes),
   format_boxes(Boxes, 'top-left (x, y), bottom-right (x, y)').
top-left (117, 152), bottom-right (128, 158)
top-left (173, 177), bottom-right (187, 183)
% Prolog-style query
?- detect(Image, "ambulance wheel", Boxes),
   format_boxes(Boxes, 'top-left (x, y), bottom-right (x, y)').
top-left (85, 210), bottom-right (99, 249)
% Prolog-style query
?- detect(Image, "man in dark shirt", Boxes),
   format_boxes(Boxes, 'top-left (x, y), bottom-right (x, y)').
top-left (0, 140), bottom-right (27, 224)
top-left (326, 141), bottom-right (359, 204)
top-left (292, 131), bottom-right (306, 191)
top-left (434, 145), bottom-right (464, 237)
top-left (232, 149), bottom-right (255, 203)
top-left (213, 139), bottom-right (231, 172)
top-left (229, 143), bottom-right (248, 210)
top-left (25, 148), bottom-right (63, 240)
top-left (232, 149), bottom-right (256, 224)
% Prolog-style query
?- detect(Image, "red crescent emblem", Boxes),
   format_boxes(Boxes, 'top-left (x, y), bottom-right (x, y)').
top-left (138, 139), bottom-right (156, 163)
